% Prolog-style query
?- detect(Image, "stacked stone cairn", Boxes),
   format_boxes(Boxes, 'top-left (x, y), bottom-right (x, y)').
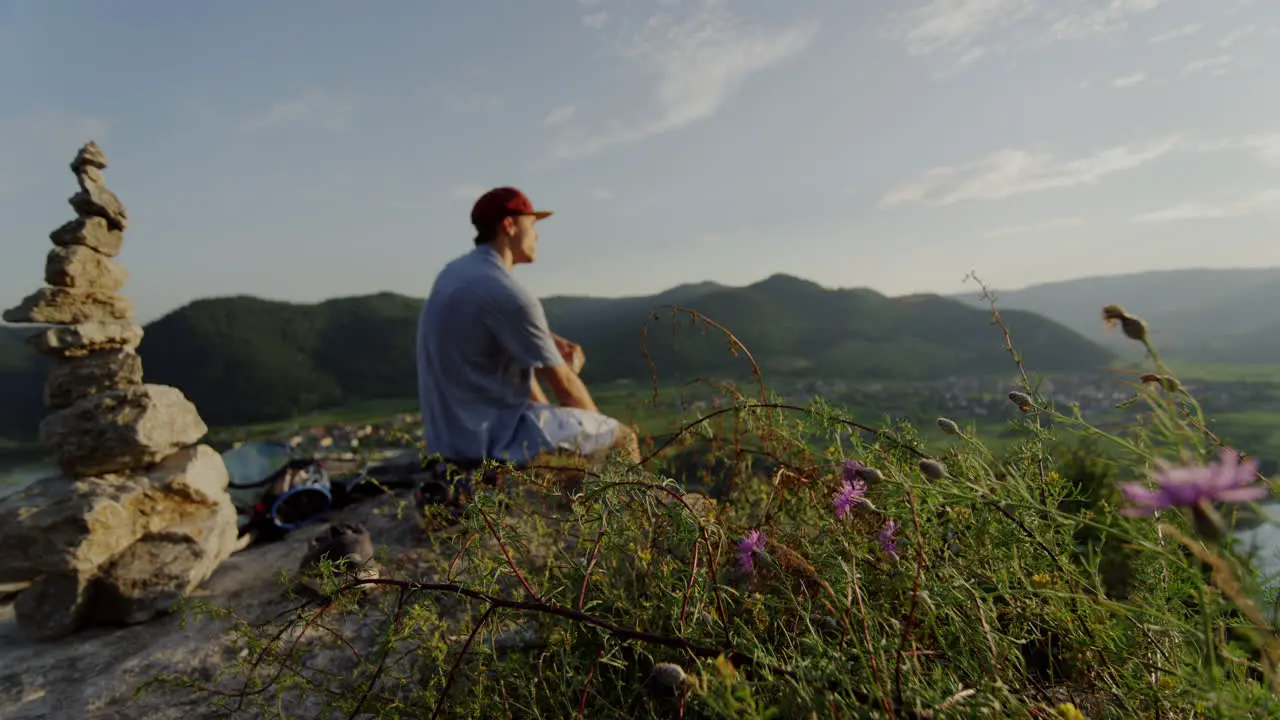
top-left (0, 142), bottom-right (239, 639)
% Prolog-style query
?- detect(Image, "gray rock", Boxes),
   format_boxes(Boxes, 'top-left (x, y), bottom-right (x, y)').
top-left (91, 501), bottom-right (238, 625)
top-left (70, 140), bottom-right (108, 172)
top-left (13, 572), bottom-right (94, 640)
top-left (0, 581), bottom-right (31, 602)
top-left (68, 171), bottom-right (127, 231)
top-left (0, 445), bottom-right (238, 638)
top-left (43, 348), bottom-right (144, 409)
top-left (76, 164), bottom-right (105, 193)
top-left (50, 216), bottom-right (123, 257)
top-left (26, 321), bottom-right (144, 358)
top-left (38, 385), bottom-right (207, 477)
top-left (2, 287), bottom-right (133, 325)
top-left (299, 522), bottom-right (376, 573)
top-left (45, 245), bottom-right (129, 292)
top-left (0, 445), bottom-right (232, 584)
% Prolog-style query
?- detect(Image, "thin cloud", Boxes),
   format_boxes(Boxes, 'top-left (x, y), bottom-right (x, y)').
top-left (551, 0), bottom-right (817, 160)
top-left (1198, 134), bottom-right (1280, 166)
top-left (577, 0), bottom-right (606, 28)
top-left (543, 105), bottom-right (576, 127)
top-left (1133, 189), bottom-right (1280, 223)
top-left (1048, 0), bottom-right (1165, 40)
top-left (984, 216), bottom-right (1086, 238)
top-left (1240, 134), bottom-right (1280, 165)
top-left (892, 0), bottom-right (1167, 70)
top-left (957, 46), bottom-right (989, 66)
top-left (450, 184), bottom-right (489, 202)
top-left (881, 136), bottom-right (1180, 207)
top-left (1111, 71), bottom-right (1145, 88)
top-left (1149, 24), bottom-right (1200, 43)
top-left (899, 0), bottom-right (1031, 56)
top-left (1049, 0), bottom-right (1162, 39)
top-left (240, 89), bottom-right (355, 134)
top-left (1218, 25), bottom-right (1257, 48)
top-left (1184, 55), bottom-right (1233, 73)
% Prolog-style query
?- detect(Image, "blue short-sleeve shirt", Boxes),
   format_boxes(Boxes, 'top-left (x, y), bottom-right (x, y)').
top-left (415, 245), bottom-right (566, 463)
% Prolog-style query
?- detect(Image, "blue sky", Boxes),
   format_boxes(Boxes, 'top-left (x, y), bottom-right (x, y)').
top-left (2, 0), bottom-right (1278, 323)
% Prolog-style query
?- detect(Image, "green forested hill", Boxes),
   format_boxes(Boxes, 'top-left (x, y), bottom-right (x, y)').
top-left (556, 274), bottom-right (1111, 383)
top-left (138, 292), bottom-right (421, 425)
top-left (0, 274), bottom-right (1112, 437)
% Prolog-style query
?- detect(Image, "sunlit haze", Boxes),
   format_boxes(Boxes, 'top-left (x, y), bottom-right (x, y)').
top-left (3, 0), bottom-right (1278, 323)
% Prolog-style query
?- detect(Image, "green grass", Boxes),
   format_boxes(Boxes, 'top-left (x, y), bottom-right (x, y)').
top-left (196, 363), bottom-right (1280, 467)
top-left (158, 345), bottom-right (1280, 718)
top-left (1168, 363), bottom-right (1280, 383)
top-left (205, 397), bottom-right (419, 446)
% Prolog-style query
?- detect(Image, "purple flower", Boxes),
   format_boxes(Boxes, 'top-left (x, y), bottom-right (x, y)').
top-left (737, 529), bottom-right (767, 573)
top-left (1119, 448), bottom-right (1267, 517)
top-left (878, 520), bottom-right (899, 557)
top-left (833, 478), bottom-right (868, 519)
top-left (841, 459), bottom-right (866, 484)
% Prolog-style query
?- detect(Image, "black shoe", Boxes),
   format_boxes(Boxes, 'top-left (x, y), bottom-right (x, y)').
top-left (300, 522), bottom-right (376, 574)
top-left (413, 462), bottom-right (478, 515)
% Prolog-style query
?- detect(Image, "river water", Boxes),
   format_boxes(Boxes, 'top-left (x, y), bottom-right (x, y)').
top-left (0, 463), bottom-right (55, 500)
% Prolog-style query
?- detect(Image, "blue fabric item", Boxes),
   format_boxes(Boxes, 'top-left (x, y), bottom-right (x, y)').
top-left (415, 245), bottom-right (567, 464)
top-left (270, 484), bottom-right (332, 530)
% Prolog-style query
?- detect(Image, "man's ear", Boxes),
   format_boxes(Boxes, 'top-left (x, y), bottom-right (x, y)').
top-left (499, 215), bottom-right (517, 238)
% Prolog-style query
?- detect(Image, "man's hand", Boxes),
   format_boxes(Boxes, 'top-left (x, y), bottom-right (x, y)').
top-left (552, 333), bottom-right (585, 374)
top-left (536, 363), bottom-right (598, 413)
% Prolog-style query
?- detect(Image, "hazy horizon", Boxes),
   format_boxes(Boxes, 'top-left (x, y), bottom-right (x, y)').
top-left (3, 1), bottom-right (1279, 324)
top-left (3, 263), bottom-right (1275, 328)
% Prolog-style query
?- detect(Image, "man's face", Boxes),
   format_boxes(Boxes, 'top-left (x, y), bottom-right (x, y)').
top-left (510, 214), bottom-right (539, 264)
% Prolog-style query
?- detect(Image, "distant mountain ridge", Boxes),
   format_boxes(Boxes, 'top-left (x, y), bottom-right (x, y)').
top-left (950, 267), bottom-right (1280, 363)
top-left (0, 274), bottom-right (1110, 438)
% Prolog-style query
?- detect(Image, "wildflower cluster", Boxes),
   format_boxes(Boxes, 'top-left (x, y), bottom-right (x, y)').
top-left (157, 301), bottom-right (1280, 719)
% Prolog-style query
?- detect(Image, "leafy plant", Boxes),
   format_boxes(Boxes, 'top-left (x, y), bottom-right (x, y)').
top-left (144, 291), bottom-right (1280, 719)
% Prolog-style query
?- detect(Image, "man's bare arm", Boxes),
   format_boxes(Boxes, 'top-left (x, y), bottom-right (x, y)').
top-left (530, 375), bottom-right (549, 404)
top-left (535, 363), bottom-right (598, 413)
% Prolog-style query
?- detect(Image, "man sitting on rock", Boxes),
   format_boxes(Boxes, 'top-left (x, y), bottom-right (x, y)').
top-left (414, 187), bottom-right (641, 476)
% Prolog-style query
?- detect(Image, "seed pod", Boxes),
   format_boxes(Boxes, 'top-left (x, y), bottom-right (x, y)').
top-left (919, 459), bottom-right (947, 480)
top-left (1140, 373), bottom-right (1182, 393)
top-left (1102, 304), bottom-right (1148, 342)
top-left (936, 417), bottom-right (961, 436)
top-left (651, 662), bottom-right (688, 689)
top-left (858, 467), bottom-right (884, 483)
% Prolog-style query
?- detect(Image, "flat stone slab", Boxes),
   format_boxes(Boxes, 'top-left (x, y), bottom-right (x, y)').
top-left (27, 321), bottom-right (144, 358)
top-left (49, 217), bottom-right (123, 258)
top-left (70, 141), bottom-right (108, 172)
top-left (3, 287), bottom-right (133, 325)
top-left (38, 384), bottom-right (207, 477)
top-left (0, 445), bottom-right (232, 585)
top-left (45, 245), bottom-right (129, 292)
top-left (43, 348), bottom-right (144, 409)
top-left (68, 170), bottom-right (127, 231)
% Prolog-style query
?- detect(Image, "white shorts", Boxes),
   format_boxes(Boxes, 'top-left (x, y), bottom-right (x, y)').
top-left (528, 404), bottom-right (621, 457)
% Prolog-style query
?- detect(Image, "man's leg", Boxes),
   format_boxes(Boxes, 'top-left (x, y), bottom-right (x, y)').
top-left (608, 422), bottom-right (642, 464)
top-left (530, 405), bottom-right (640, 466)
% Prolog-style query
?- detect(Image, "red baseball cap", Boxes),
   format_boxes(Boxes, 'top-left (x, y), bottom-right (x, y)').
top-left (470, 187), bottom-right (553, 230)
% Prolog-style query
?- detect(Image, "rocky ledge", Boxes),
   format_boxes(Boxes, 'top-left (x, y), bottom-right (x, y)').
top-left (0, 491), bottom-right (492, 720)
